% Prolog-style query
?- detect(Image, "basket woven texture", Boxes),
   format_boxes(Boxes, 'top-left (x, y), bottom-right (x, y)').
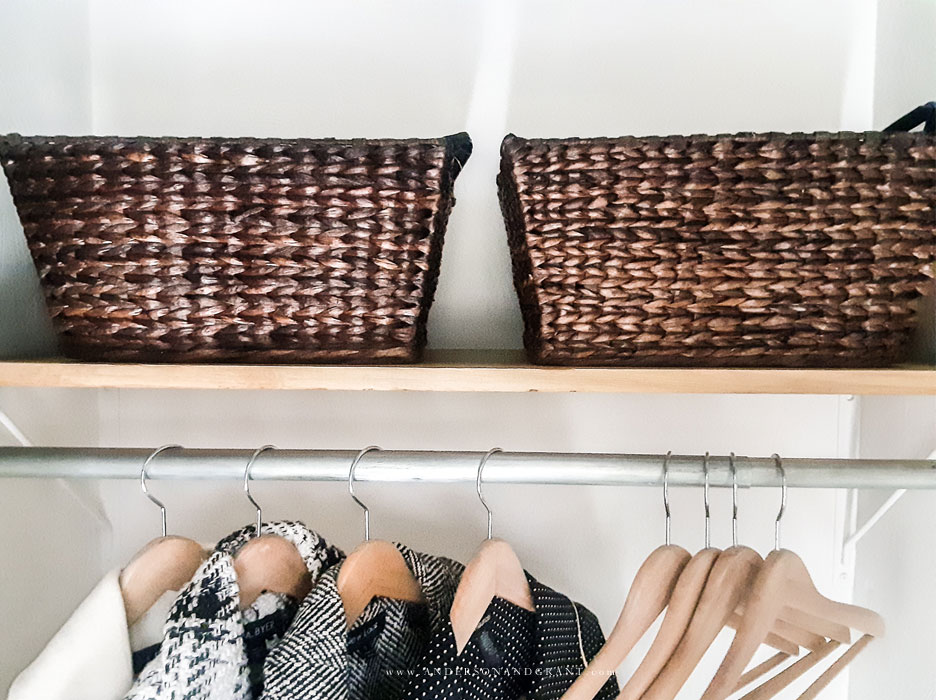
top-left (0, 133), bottom-right (471, 363)
top-left (499, 130), bottom-right (936, 367)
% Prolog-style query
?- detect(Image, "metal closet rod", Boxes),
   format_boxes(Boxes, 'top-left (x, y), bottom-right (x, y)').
top-left (0, 447), bottom-right (934, 489)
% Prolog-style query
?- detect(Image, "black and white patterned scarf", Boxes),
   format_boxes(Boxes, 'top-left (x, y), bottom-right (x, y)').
top-left (261, 542), bottom-right (465, 700)
top-left (124, 521), bottom-right (343, 700)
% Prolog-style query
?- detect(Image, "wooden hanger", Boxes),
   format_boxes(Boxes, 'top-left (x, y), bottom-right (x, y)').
top-left (120, 445), bottom-right (207, 626)
top-left (121, 535), bottom-right (206, 626)
top-left (615, 546), bottom-right (717, 700)
top-left (336, 446), bottom-right (425, 626)
top-left (567, 543), bottom-right (690, 700)
top-left (698, 456), bottom-right (884, 700)
top-left (737, 639), bottom-right (841, 699)
top-left (640, 543), bottom-right (763, 700)
top-left (233, 446), bottom-right (314, 609)
top-left (795, 635), bottom-right (874, 700)
top-left (699, 548), bottom-right (883, 700)
top-left (450, 448), bottom-right (534, 653)
top-left (639, 453), bottom-right (806, 700)
top-left (618, 454), bottom-right (814, 700)
top-left (615, 454), bottom-right (713, 700)
top-left (563, 451), bottom-right (694, 700)
top-left (734, 652), bottom-right (800, 695)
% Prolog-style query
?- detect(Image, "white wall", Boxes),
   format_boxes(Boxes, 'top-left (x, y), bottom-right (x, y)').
top-left (848, 2), bottom-right (936, 697)
top-left (852, 397), bottom-right (936, 700)
top-left (1, 1), bottom-right (930, 698)
top-left (0, 0), bottom-right (89, 357)
top-left (0, 1), bottom-right (112, 692)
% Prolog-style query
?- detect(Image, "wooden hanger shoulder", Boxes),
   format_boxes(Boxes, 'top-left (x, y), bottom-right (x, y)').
top-left (234, 534), bottom-right (312, 610)
top-left (641, 546), bottom-right (761, 700)
top-left (616, 546), bottom-right (719, 700)
top-left (561, 544), bottom-right (691, 700)
top-left (120, 535), bottom-right (206, 626)
top-left (698, 549), bottom-right (883, 700)
top-left (337, 539), bottom-right (424, 627)
top-left (450, 538), bottom-right (533, 654)
top-left (777, 605), bottom-right (852, 645)
top-left (776, 551), bottom-right (885, 637)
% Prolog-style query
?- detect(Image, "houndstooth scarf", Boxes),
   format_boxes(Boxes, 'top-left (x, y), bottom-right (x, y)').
top-left (124, 521), bottom-right (343, 700)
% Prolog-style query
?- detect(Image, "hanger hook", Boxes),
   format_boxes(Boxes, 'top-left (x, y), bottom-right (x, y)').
top-left (349, 446), bottom-right (380, 541)
top-left (729, 452), bottom-right (739, 547)
top-left (140, 444), bottom-right (182, 538)
top-left (477, 448), bottom-right (502, 540)
top-left (772, 453), bottom-right (787, 550)
top-left (662, 451), bottom-right (672, 546)
top-left (703, 452), bottom-right (711, 549)
top-left (244, 445), bottom-right (274, 539)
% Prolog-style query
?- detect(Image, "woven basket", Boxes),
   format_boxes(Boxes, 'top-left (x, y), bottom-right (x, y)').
top-left (499, 106), bottom-right (936, 367)
top-left (0, 132), bottom-right (471, 363)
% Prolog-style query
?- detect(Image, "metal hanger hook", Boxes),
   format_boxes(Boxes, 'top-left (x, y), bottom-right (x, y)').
top-left (729, 452), bottom-right (739, 547)
top-left (140, 444), bottom-right (182, 538)
top-left (772, 453), bottom-right (787, 550)
top-left (703, 452), bottom-right (711, 549)
top-left (476, 448), bottom-right (502, 540)
top-left (349, 446), bottom-right (380, 541)
top-left (662, 451), bottom-right (672, 546)
top-left (244, 445), bottom-right (275, 539)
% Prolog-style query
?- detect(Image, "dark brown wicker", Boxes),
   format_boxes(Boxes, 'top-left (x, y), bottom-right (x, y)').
top-left (0, 133), bottom-right (471, 363)
top-left (499, 127), bottom-right (936, 367)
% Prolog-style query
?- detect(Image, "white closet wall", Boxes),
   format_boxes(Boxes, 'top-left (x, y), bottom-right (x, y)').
top-left (0, 2), bottom-right (929, 698)
top-left (850, 3), bottom-right (936, 695)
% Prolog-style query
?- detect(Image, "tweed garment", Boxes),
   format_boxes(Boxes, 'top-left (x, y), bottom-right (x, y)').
top-left (125, 521), bottom-right (343, 700)
top-left (261, 543), bottom-right (464, 700)
top-left (400, 573), bottom-right (618, 700)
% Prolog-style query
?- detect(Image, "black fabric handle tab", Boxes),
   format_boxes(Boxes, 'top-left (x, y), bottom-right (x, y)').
top-left (883, 101), bottom-right (936, 134)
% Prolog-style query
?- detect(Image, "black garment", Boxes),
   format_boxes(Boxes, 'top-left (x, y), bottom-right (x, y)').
top-left (401, 573), bottom-right (618, 700)
top-left (261, 543), bottom-right (465, 700)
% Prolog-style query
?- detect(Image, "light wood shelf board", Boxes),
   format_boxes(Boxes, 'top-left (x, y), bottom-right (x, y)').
top-left (0, 352), bottom-right (934, 394)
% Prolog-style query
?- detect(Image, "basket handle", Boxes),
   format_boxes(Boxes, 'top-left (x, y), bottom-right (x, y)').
top-left (883, 101), bottom-right (936, 134)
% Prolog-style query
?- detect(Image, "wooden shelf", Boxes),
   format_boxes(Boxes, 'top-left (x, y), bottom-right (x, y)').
top-left (0, 351), bottom-right (934, 394)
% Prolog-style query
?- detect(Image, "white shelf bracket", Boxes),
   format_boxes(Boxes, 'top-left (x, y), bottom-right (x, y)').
top-left (842, 448), bottom-right (936, 558)
top-left (843, 488), bottom-right (907, 552)
top-left (0, 406), bottom-right (111, 528)
top-left (0, 409), bottom-right (33, 447)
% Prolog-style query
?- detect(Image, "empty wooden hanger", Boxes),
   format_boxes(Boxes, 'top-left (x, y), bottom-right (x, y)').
top-left (616, 451), bottom-right (716, 700)
top-left (450, 448), bottom-right (535, 653)
top-left (725, 453), bottom-right (839, 656)
top-left (732, 458), bottom-right (842, 699)
top-left (700, 455), bottom-right (884, 700)
top-left (617, 452), bottom-right (803, 700)
top-left (641, 453), bottom-right (821, 700)
top-left (337, 446), bottom-right (425, 626)
top-left (618, 452), bottom-right (821, 700)
top-left (562, 451), bottom-right (692, 700)
top-left (119, 445), bottom-right (207, 626)
top-left (233, 446), bottom-right (313, 609)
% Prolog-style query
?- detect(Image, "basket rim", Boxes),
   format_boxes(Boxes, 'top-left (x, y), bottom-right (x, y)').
top-left (502, 130), bottom-right (935, 148)
top-left (0, 132), bottom-right (471, 150)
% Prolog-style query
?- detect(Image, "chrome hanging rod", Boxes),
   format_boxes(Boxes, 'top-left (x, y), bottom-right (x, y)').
top-left (0, 447), bottom-right (934, 489)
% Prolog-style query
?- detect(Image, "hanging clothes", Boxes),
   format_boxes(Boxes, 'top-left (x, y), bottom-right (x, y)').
top-left (7, 568), bottom-right (175, 700)
top-left (400, 573), bottom-right (618, 700)
top-left (261, 542), bottom-right (465, 700)
top-left (125, 521), bottom-right (343, 700)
